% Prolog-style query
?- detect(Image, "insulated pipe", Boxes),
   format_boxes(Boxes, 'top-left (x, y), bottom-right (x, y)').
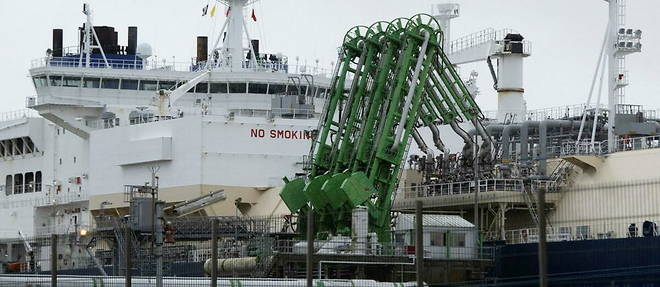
top-left (501, 124), bottom-right (521, 160)
top-left (538, 120), bottom-right (580, 174)
top-left (392, 30), bottom-right (431, 151)
top-left (473, 119), bottom-right (495, 159)
top-left (412, 128), bottom-right (434, 158)
top-left (450, 120), bottom-right (473, 146)
top-left (520, 121), bottom-right (540, 161)
top-left (428, 123), bottom-right (449, 155)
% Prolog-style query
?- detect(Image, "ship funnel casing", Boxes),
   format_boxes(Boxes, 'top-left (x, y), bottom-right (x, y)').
top-left (127, 26), bottom-right (138, 55)
top-left (52, 29), bottom-right (63, 57)
top-left (197, 36), bottom-right (208, 63)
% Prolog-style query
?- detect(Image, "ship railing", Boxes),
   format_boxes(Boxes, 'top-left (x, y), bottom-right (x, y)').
top-left (0, 109), bottom-right (39, 122)
top-left (86, 107), bottom-right (317, 129)
top-left (32, 54), bottom-right (332, 76)
top-left (556, 135), bottom-right (660, 156)
top-left (495, 219), bottom-right (660, 244)
top-left (399, 179), bottom-right (559, 199)
top-left (448, 28), bottom-right (532, 56)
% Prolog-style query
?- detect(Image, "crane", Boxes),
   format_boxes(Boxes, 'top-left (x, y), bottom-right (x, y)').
top-left (280, 14), bottom-right (491, 243)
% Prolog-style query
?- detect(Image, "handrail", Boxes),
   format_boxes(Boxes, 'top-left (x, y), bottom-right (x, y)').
top-left (31, 54), bottom-right (332, 76)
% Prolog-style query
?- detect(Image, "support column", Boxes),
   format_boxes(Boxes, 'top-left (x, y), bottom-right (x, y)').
top-left (51, 234), bottom-right (57, 287)
top-left (211, 218), bottom-right (219, 287)
top-left (416, 201), bottom-right (424, 287)
top-left (306, 207), bottom-right (314, 287)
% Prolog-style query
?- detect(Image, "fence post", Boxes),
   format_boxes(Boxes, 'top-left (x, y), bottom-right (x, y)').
top-left (211, 218), bottom-right (219, 287)
top-left (125, 227), bottom-right (132, 287)
top-left (51, 234), bottom-right (57, 287)
top-left (416, 200), bottom-right (424, 287)
top-left (537, 184), bottom-right (548, 287)
top-left (306, 207), bottom-right (314, 287)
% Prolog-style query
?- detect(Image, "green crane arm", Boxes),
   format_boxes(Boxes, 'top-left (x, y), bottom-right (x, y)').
top-left (280, 14), bottom-right (491, 243)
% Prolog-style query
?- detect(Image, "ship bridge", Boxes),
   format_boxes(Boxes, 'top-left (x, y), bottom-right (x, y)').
top-left (28, 2), bottom-right (333, 139)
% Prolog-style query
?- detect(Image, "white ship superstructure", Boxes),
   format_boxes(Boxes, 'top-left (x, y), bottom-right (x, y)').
top-left (1, 0), bottom-right (333, 242)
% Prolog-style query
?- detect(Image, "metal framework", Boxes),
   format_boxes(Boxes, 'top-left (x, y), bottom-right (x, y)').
top-left (280, 14), bottom-right (490, 243)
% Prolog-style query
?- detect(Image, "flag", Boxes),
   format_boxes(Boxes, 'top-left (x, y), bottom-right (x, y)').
top-left (210, 5), bottom-right (216, 17)
top-left (251, 9), bottom-right (257, 21)
top-left (225, 7), bottom-right (231, 16)
top-left (201, 4), bottom-right (208, 16)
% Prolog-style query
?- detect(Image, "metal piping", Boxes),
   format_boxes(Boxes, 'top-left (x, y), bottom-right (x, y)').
top-left (538, 120), bottom-right (581, 174)
top-left (520, 121), bottom-right (540, 161)
top-left (450, 120), bottom-right (473, 146)
top-left (428, 124), bottom-right (449, 155)
top-left (501, 124), bottom-right (521, 160)
top-left (392, 30), bottom-right (431, 151)
top-left (412, 128), bottom-right (433, 158)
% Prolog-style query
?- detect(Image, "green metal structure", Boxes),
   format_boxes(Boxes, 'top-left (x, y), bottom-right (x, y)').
top-left (280, 14), bottom-right (490, 243)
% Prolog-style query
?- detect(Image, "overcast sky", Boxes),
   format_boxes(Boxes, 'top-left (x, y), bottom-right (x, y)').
top-left (0, 0), bottom-right (658, 114)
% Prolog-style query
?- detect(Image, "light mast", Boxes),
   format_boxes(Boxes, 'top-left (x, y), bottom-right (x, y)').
top-left (606, 0), bottom-right (642, 152)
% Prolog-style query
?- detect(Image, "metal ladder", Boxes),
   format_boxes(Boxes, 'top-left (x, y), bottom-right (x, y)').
top-left (522, 184), bottom-right (541, 227)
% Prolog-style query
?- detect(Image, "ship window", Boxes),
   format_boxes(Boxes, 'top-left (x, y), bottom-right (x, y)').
top-left (158, 81), bottom-right (177, 90)
top-left (49, 75), bottom-right (62, 87)
top-left (25, 137), bottom-right (35, 153)
top-left (15, 138), bottom-right (24, 155)
top-left (140, 80), bottom-right (158, 91)
top-left (13, 173), bottom-right (23, 194)
top-left (35, 171), bottom-right (42, 192)
top-left (248, 83), bottom-right (267, 94)
top-left (121, 79), bottom-right (139, 90)
top-left (5, 175), bottom-right (11, 196)
top-left (195, 83), bottom-right (209, 93)
top-left (210, 83), bottom-right (227, 93)
top-left (32, 76), bottom-right (48, 88)
top-left (268, 84), bottom-right (286, 95)
top-left (83, 77), bottom-right (101, 88)
top-left (63, 76), bottom-right (81, 87)
top-left (229, 82), bottom-right (246, 94)
top-left (101, 78), bottom-right (120, 89)
top-left (24, 172), bottom-right (34, 193)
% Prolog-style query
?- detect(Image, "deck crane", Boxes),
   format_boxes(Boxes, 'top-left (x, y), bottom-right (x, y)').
top-left (280, 14), bottom-right (492, 243)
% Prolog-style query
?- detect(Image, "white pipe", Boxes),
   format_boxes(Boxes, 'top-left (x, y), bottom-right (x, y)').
top-left (210, 17), bottom-right (230, 69)
top-left (391, 30), bottom-right (431, 152)
top-left (591, 56), bottom-right (608, 147)
top-left (576, 22), bottom-right (609, 144)
top-left (242, 18), bottom-right (258, 70)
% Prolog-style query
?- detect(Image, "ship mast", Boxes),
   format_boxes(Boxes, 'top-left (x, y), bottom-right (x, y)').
top-left (606, 0), bottom-right (642, 152)
top-left (211, 0), bottom-right (259, 71)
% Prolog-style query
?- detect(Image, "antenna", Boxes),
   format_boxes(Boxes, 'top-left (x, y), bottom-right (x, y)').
top-left (78, 3), bottom-right (110, 68)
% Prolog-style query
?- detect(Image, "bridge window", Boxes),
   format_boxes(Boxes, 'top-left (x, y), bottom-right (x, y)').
top-left (83, 77), bottom-right (101, 88)
top-left (101, 79), bottom-right (120, 89)
top-left (158, 81), bottom-right (176, 90)
top-left (195, 83), bottom-right (208, 93)
top-left (210, 83), bottom-right (227, 93)
top-left (248, 83), bottom-right (267, 94)
top-left (14, 138), bottom-right (23, 155)
top-left (49, 75), bottom-right (62, 87)
top-left (139, 80), bottom-right (158, 91)
top-left (121, 79), bottom-right (139, 90)
top-left (35, 171), bottom-right (42, 192)
top-left (4, 175), bottom-right (11, 196)
top-left (24, 172), bottom-right (34, 193)
top-left (32, 76), bottom-right (48, 88)
top-left (63, 76), bottom-right (81, 87)
top-left (229, 82), bottom-right (246, 94)
top-left (268, 84), bottom-right (286, 95)
top-left (13, 173), bottom-right (23, 194)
